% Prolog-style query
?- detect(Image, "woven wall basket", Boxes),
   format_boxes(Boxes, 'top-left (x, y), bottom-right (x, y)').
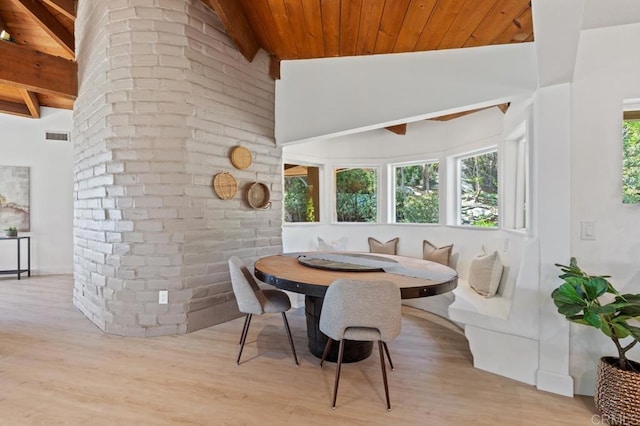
top-left (230, 146), bottom-right (252, 170)
top-left (594, 356), bottom-right (640, 426)
top-left (247, 182), bottom-right (271, 209)
top-left (213, 172), bottom-right (238, 200)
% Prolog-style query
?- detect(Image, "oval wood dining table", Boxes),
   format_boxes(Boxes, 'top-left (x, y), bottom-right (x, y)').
top-left (254, 252), bottom-right (458, 363)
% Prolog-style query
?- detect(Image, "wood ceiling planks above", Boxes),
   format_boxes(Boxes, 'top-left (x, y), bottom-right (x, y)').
top-left (228, 0), bottom-right (534, 61)
top-left (0, 0), bottom-right (76, 118)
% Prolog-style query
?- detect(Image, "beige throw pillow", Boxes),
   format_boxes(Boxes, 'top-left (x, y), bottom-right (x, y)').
top-left (468, 250), bottom-right (504, 297)
top-left (422, 240), bottom-right (453, 266)
top-left (368, 237), bottom-right (399, 255)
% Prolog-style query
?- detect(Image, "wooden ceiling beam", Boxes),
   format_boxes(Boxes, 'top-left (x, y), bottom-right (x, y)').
top-left (430, 103), bottom-right (510, 122)
top-left (20, 88), bottom-right (40, 118)
top-left (0, 41), bottom-right (77, 99)
top-left (0, 99), bottom-right (33, 118)
top-left (205, 0), bottom-right (259, 62)
top-left (41, 0), bottom-right (76, 21)
top-left (269, 55), bottom-right (281, 80)
top-left (385, 124), bottom-right (407, 135)
top-left (12, 0), bottom-right (75, 56)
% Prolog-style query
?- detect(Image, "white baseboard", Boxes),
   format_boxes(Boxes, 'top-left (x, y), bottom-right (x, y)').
top-left (31, 268), bottom-right (73, 275)
top-left (536, 369), bottom-right (574, 397)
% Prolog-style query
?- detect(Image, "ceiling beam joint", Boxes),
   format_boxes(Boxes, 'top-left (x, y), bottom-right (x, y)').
top-left (20, 89), bottom-right (40, 118)
top-left (13, 0), bottom-right (75, 56)
top-left (205, 0), bottom-right (260, 62)
top-left (385, 124), bottom-right (407, 135)
top-left (0, 41), bottom-right (77, 99)
top-left (40, 0), bottom-right (76, 21)
top-left (0, 99), bottom-right (33, 118)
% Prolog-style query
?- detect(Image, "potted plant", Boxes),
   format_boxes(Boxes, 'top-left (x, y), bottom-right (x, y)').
top-left (4, 227), bottom-right (17, 237)
top-left (552, 258), bottom-right (640, 425)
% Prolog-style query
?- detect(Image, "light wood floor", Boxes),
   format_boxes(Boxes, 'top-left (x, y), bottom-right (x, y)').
top-left (0, 275), bottom-right (596, 425)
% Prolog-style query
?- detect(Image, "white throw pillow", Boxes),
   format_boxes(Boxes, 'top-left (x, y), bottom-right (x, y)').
top-left (468, 250), bottom-right (503, 297)
top-left (317, 236), bottom-right (348, 251)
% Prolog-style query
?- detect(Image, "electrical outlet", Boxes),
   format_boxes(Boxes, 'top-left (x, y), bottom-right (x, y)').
top-left (158, 290), bottom-right (168, 304)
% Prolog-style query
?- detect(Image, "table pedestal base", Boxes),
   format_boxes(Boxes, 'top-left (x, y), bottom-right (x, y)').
top-left (305, 295), bottom-right (373, 363)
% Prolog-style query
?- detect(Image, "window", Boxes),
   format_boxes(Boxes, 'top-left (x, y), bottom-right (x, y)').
top-left (284, 163), bottom-right (320, 222)
top-left (393, 161), bottom-right (439, 224)
top-left (457, 150), bottom-right (499, 227)
top-left (335, 167), bottom-right (377, 222)
top-left (623, 111), bottom-right (640, 204)
top-left (514, 136), bottom-right (528, 229)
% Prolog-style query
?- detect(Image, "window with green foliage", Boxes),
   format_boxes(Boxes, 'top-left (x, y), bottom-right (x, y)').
top-left (284, 164), bottom-right (320, 222)
top-left (623, 114), bottom-right (640, 204)
top-left (393, 162), bottom-right (439, 224)
top-left (335, 167), bottom-right (377, 222)
top-left (458, 150), bottom-right (499, 227)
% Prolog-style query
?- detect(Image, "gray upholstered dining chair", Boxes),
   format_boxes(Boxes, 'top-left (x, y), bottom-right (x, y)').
top-left (228, 256), bottom-right (298, 366)
top-left (319, 279), bottom-right (401, 411)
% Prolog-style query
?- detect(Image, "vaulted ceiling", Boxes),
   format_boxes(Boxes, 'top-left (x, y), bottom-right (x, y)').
top-left (0, 0), bottom-right (76, 118)
top-left (0, 0), bottom-right (534, 119)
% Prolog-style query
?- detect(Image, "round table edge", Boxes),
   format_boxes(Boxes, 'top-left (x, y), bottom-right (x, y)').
top-left (254, 258), bottom-right (458, 299)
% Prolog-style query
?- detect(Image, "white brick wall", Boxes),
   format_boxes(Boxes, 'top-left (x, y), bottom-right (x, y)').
top-left (73, 0), bottom-right (280, 336)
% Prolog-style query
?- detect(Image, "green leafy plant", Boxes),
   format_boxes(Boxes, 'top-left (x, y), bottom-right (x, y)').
top-left (552, 258), bottom-right (640, 371)
top-left (5, 227), bottom-right (16, 231)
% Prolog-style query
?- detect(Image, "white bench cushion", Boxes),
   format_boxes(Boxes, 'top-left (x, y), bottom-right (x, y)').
top-left (449, 279), bottom-right (511, 322)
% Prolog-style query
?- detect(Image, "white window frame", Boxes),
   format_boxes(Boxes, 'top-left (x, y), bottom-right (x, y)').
top-left (283, 161), bottom-right (323, 224)
top-left (452, 147), bottom-right (500, 227)
top-left (513, 136), bottom-right (528, 230)
top-left (390, 159), bottom-right (440, 225)
top-left (332, 165), bottom-right (380, 224)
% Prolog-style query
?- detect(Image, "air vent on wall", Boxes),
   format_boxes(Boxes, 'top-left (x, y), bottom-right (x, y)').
top-left (45, 131), bottom-right (71, 142)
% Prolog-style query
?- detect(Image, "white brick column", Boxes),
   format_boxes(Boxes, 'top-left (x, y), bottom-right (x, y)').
top-left (72, 0), bottom-right (280, 336)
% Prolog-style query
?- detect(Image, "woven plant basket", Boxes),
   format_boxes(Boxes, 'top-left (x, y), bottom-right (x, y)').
top-left (212, 172), bottom-right (238, 200)
top-left (230, 146), bottom-right (252, 170)
top-left (246, 182), bottom-right (271, 209)
top-left (594, 357), bottom-right (640, 426)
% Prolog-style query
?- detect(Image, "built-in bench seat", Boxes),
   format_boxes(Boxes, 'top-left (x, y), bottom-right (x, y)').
top-left (282, 226), bottom-right (540, 386)
top-left (449, 278), bottom-right (511, 320)
top-left (444, 238), bottom-right (540, 385)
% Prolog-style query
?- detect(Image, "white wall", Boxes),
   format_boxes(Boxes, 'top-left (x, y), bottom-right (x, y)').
top-left (0, 107), bottom-right (74, 274)
top-left (570, 23), bottom-right (640, 395)
top-left (276, 43), bottom-right (537, 145)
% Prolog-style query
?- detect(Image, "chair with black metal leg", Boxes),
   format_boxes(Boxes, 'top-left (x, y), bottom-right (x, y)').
top-left (319, 279), bottom-right (401, 411)
top-left (229, 256), bottom-right (298, 366)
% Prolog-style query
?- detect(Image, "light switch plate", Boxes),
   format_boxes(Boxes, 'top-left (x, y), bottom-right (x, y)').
top-left (580, 221), bottom-right (596, 240)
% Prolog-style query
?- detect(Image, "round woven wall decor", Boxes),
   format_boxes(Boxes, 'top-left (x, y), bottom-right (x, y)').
top-left (213, 172), bottom-right (238, 200)
top-left (230, 146), bottom-right (252, 170)
top-left (247, 182), bottom-right (271, 209)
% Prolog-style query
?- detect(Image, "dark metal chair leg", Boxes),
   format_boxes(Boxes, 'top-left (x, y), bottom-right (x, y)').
top-left (236, 314), bottom-right (252, 365)
top-left (331, 339), bottom-right (345, 409)
top-left (239, 314), bottom-right (251, 344)
top-left (281, 312), bottom-right (299, 366)
top-left (383, 342), bottom-right (394, 371)
top-left (319, 338), bottom-right (332, 367)
top-left (378, 341), bottom-right (391, 411)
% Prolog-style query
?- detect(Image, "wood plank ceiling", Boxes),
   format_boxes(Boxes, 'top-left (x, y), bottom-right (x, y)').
top-left (0, 0), bottom-right (76, 118)
top-left (207, 0), bottom-right (534, 63)
top-left (0, 0), bottom-right (534, 120)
